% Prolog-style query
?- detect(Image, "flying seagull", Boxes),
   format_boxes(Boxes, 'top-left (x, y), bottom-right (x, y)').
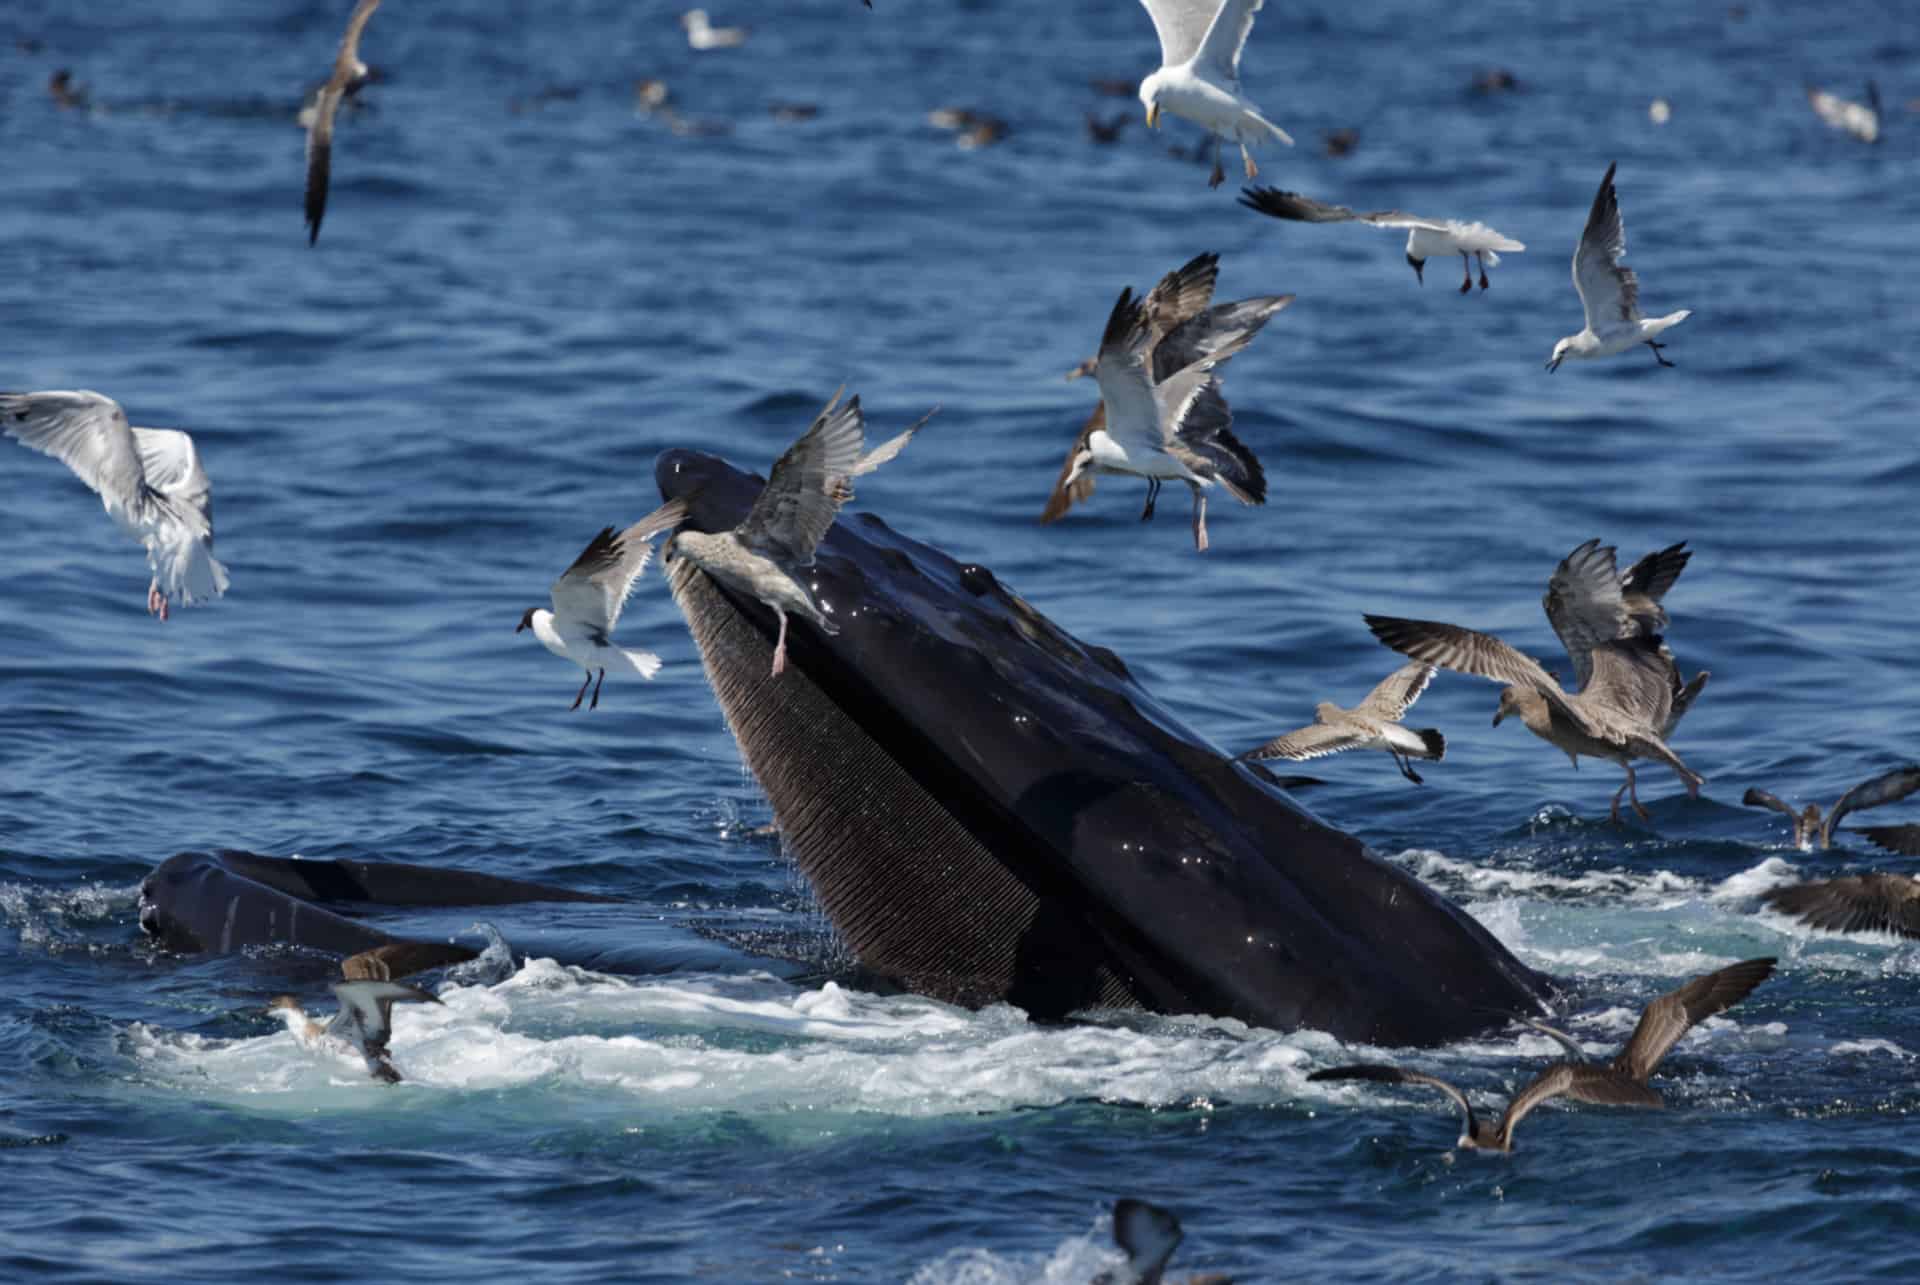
top-left (304, 0), bottom-right (384, 245)
top-left (1137, 0), bottom-right (1292, 187)
top-left (1238, 187), bottom-right (1525, 293)
top-left (1047, 273), bottom-right (1290, 551)
top-left (667, 390), bottom-right (933, 678)
top-left (1240, 661), bottom-right (1445, 784)
top-left (518, 499), bottom-right (689, 711)
top-left (269, 947), bottom-right (446, 1084)
top-left (1311, 958), bottom-right (1775, 1153)
top-left (680, 9), bottom-right (748, 50)
top-left (1542, 537), bottom-right (1708, 733)
top-left (1743, 764), bottom-right (1920, 850)
top-left (1091, 1198), bottom-right (1231, 1285)
top-left (1, 389), bottom-right (230, 620)
top-left (1765, 873), bottom-right (1920, 940)
top-left (1547, 163), bottom-right (1691, 371)
top-left (1364, 615), bottom-right (1703, 822)
top-left (1807, 82), bottom-right (1880, 143)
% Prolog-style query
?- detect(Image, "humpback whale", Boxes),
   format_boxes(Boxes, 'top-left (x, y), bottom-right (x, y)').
top-left (137, 849), bottom-right (615, 959)
top-left (655, 448), bottom-right (1551, 1046)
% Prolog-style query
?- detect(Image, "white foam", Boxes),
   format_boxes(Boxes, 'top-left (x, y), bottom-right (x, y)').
top-left (907, 1212), bottom-right (1118, 1285)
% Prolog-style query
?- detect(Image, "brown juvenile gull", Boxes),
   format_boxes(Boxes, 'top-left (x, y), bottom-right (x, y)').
top-left (1044, 266), bottom-right (1291, 551)
top-left (269, 948), bottom-right (443, 1084)
top-left (2, 389), bottom-right (229, 620)
top-left (1542, 537), bottom-right (1708, 733)
top-left (1238, 186), bottom-right (1525, 293)
top-left (1742, 764), bottom-right (1920, 850)
top-left (665, 390), bottom-right (932, 678)
top-left (304, 0), bottom-right (384, 245)
top-left (1310, 957), bottom-right (1775, 1153)
top-left (1765, 874), bottom-right (1920, 940)
top-left (1239, 661), bottom-right (1445, 784)
top-left (1092, 1198), bottom-right (1231, 1285)
top-left (1059, 250), bottom-right (1222, 384)
top-left (1546, 162), bottom-right (1691, 371)
top-left (517, 500), bottom-right (689, 710)
top-left (1364, 615), bottom-right (1703, 822)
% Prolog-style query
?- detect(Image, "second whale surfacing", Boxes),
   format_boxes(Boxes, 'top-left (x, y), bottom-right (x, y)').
top-left (656, 449), bottom-right (1550, 1045)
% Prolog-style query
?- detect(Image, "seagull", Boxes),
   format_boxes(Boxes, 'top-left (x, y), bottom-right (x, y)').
top-left (1807, 82), bottom-right (1880, 143)
top-left (1092, 1199), bottom-right (1231, 1285)
top-left (1547, 163), bottom-right (1691, 371)
top-left (1542, 538), bottom-right (1708, 734)
top-left (1743, 764), bottom-right (1920, 850)
top-left (1364, 615), bottom-right (1703, 822)
top-left (1059, 250), bottom-right (1223, 383)
top-left (1, 390), bottom-right (230, 620)
top-left (1137, 0), bottom-right (1292, 188)
top-left (680, 9), bottom-right (748, 50)
top-left (1310, 958), bottom-right (1775, 1153)
top-left (518, 500), bottom-right (689, 711)
top-left (1046, 268), bottom-right (1291, 551)
top-left (269, 950), bottom-right (443, 1084)
top-left (1239, 187), bottom-right (1525, 293)
top-left (1240, 661), bottom-right (1445, 784)
top-left (303, 0), bottom-right (384, 246)
top-left (666, 391), bottom-right (933, 678)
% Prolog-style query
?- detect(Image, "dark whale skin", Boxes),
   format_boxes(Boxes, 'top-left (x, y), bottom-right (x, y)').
top-left (136, 850), bottom-right (614, 957)
top-left (657, 448), bottom-right (1552, 1046)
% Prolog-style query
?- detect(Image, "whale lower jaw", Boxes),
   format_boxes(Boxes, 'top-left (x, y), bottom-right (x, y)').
top-left (669, 557), bottom-right (1159, 1015)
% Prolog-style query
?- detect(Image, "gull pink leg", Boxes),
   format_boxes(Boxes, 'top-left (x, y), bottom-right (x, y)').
top-left (770, 610), bottom-right (789, 678)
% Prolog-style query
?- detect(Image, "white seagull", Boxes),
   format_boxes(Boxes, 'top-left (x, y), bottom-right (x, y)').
top-left (518, 499), bottom-right (689, 710)
top-left (680, 9), bottom-right (748, 50)
top-left (1137, 0), bottom-right (1292, 188)
top-left (1239, 187), bottom-right (1526, 293)
top-left (304, 0), bottom-right (384, 246)
top-left (1057, 281), bottom-right (1289, 552)
top-left (1547, 163), bottom-right (1691, 372)
top-left (667, 390), bottom-right (933, 679)
top-left (1, 389), bottom-right (230, 621)
top-left (1806, 81), bottom-right (1881, 143)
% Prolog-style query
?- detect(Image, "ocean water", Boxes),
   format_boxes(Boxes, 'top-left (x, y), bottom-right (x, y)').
top-left (3, 0), bottom-right (1918, 1279)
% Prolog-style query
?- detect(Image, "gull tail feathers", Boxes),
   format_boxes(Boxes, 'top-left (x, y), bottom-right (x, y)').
top-left (622, 648), bottom-right (664, 680)
top-left (1415, 728), bottom-right (1446, 760)
top-left (1245, 110), bottom-right (1293, 146)
top-left (1646, 309), bottom-right (1692, 337)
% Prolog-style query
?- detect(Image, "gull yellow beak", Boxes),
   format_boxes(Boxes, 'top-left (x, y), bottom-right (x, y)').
top-left (1145, 102), bottom-right (1160, 129)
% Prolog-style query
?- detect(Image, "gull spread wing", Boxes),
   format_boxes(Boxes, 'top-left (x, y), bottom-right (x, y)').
top-left (1822, 764), bottom-right (1920, 847)
top-left (1141, 251), bottom-right (1221, 335)
top-left (1151, 294), bottom-right (1292, 383)
top-left (1578, 635), bottom-right (1679, 733)
top-left (1091, 288), bottom-right (1166, 461)
top-left (130, 427), bottom-right (229, 604)
top-left (1543, 538), bottom-right (1630, 690)
top-left (1308, 1063), bottom-right (1481, 1138)
top-left (1573, 161), bottom-right (1639, 330)
top-left (1040, 403), bottom-right (1102, 523)
top-left (735, 390), bottom-right (865, 566)
top-left (1363, 615), bottom-right (1563, 699)
top-left (1111, 1198), bottom-right (1183, 1285)
top-left (851, 407), bottom-right (936, 478)
top-left (1165, 377), bottom-right (1265, 504)
top-left (342, 941), bottom-right (479, 981)
top-left (1859, 824), bottom-right (1920, 856)
top-left (1193, 0), bottom-right (1265, 84)
top-left (305, 0), bottom-right (384, 245)
top-left (1238, 186), bottom-right (1447, 232)
top-left (1620, 542), bottom-right (1691, 628)
top-left (550, 498), bottom-right (688, 639)
top-left (1241, 721), bottom-right (1370, 763)
top-left (1138, 0), bottom-right (1221, 70)
top-left (1765, 875), bottom-right (1920, 938)
top-left (1520, 1017), bottom-right (1591, 1062)
top-left (1, 389), bottom-right (148, 516)
top-left (1355, 661), bottom-right (1437, 723)
top-left (1496, 1063), bottom-right (1664, 1146)
top-left (1611, 957), bottom-right (1776, 1081)
top-left (1741, 787), bottom-right (1800, 821)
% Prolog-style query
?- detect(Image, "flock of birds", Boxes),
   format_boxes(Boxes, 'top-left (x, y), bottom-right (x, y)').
top-left (7, 7), bottom-right (1915, 1266)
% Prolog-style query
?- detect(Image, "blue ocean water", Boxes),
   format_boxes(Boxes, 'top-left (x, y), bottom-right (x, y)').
top-left (3, 0), bottom-right (1918, 1278)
